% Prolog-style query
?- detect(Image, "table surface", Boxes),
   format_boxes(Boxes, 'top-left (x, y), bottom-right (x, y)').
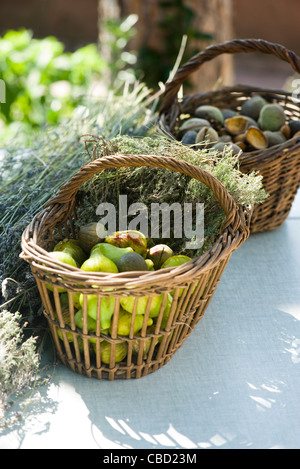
top-left (1, 190), bottom-right (299, 450)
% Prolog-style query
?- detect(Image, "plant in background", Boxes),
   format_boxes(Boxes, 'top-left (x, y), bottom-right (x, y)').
top-left (0, 24), bottom-right (140, 141)
top-left (137, 0), bottom-right (212, 89)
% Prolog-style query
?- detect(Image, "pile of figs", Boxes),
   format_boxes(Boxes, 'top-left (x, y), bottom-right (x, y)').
top-left (46, 229), bottom-right (192, 363)
top-left (177, 95), bottom-right (300, 154)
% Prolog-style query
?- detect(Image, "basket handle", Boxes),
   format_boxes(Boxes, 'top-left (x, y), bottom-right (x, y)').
top-left (45, 153), bottom-right (247, 233)
top-left (160, 38), bottom-right (300, 114)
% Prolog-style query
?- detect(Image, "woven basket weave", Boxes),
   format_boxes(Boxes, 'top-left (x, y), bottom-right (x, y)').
top-left (21, 153), bottom-right (251, 380)
top-left (158, 38), bottom-right (300, 233)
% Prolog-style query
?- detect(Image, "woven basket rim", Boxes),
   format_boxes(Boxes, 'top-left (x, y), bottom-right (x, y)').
top-left (20, 153), bottom-right (251, 289)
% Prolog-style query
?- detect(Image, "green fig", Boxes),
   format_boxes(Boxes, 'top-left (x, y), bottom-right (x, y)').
top-left (80, 247), bottom-right (119, 273)
top-left (145, 259), bottom-right (155, 271)
top-left (54, 238), bottom-right (87, 267)
top-left (120, 293), bottom-right (164, 317)
top-left (161, 255), bottom-right (191, 269)
top-left (110, 308), bottom-right (153, 336)
top-left (105, 230), bottom-right (147, 257)
top-left (74, 308), bottom-right (97, 331)
top-left (161, 255), bottom-right (192, 297)
top-left (147, 244), bottom-right (174, 270)
top-left (96, 340), bottom-right (128, 364)
top-left (79, 294), bottom-right (116, 330)
top-left (60, 291), bottom-right (81, 310)
top-left (117, 252), bottom-right (149, 272)
top-left (90, 242), bottom-right (133, 265)
top-left (46, 251), bottom-right (77, 292)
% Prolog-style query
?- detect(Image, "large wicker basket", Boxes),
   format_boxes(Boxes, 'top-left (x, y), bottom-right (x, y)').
top-left (21, 154), bottom-right (250, 380)
top-left (158, 38), bottom-right (300, 233)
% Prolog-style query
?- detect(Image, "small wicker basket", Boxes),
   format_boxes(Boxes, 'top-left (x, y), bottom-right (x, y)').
top-left (158, 38), bottom-right (300, 233)
top-left (21, 153), bottom-right (251, 380)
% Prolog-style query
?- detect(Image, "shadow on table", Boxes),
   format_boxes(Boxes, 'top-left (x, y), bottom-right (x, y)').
top-left (67, 223), bottom-right (300, 449)
top-left (2, 222), bottom-right (299, 449)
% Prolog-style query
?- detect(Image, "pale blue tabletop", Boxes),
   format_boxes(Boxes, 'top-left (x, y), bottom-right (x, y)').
top-left (1, 191), bottom-right (300, 450)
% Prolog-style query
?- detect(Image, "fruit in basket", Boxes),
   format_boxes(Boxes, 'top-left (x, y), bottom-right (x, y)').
top-left (264, 130), bottom-right (286, 147)
top-left (224, 116), bottom-right (249, 135)
top-left (105, 230), bottom-right (147, 257)
top-left (145, 259), bottom-right (155, 271)
top-left (54, 238), bottom-right (87, 267)
top-left (181, 130), bottom-right (197, 145)
top-left (147, 244), bottom-right (174, 270)
top-left (179, 117), bottom-right (210, 133)
top-left (120, 293), bottom-right (164, 317)
top-left (194, 105), bottom-right (224, 127)
top-left (196, 126), bottom-right (219, 146)
top-left (79, 294), bottom-right (116, 329)
top-left (212, 142), bottom-right (243, 156)
top-left (80, 248), bottom-right (119, 273)
top-left (78, 222), bottom-right (104, 254)
top-left (161, 255), bottom-right (192, 297)
top-left (161, 255), bottom-right (191, 269)
top-left (280, 124), bottom-right (291, 139)
top-left (221, 108), bottom-right (236, 120)
top-left (111, 308), bottom-right (153, 336)
top-left (258, 103), bottom-right (286, 131)
top-left (131, 335), bottom-right (153, 359)
top-left (60, 291), bottom-right (81, 310)
top-left (46, 251), bottom-right (78, 292)
top-left (97, 340), bottom-right (128, 364)
top-left (245, 127), bottom-right (268, 150)
top-left (288, 119), bottom-right (300, 136)
top-left (117, 251), bottom-right (149, 272)
top-left (241, 95), bottom-right (267, 120)
top-left (91, 242), bottom-right (133, 264)
top-left (74, 308), bottom-right (97, 331)
top-left (55, 307), bottom-right (74, 342)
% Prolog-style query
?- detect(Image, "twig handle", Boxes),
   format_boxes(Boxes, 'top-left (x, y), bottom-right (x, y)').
top-left (160, 38), bottom-right (300, 114)
top-left (45, 153), bottom-right (245, 233)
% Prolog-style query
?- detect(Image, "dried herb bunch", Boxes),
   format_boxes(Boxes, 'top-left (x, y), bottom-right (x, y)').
top-left (76, 134), bottom-right (267, 257)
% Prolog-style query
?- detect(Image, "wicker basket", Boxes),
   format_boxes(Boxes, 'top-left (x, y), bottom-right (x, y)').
top-left (158, 38), bottom-right (300, 233)
top-left (21, 153), bottom-right (251, 380)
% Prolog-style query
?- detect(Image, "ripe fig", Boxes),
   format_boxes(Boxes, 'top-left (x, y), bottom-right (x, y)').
top-left (147, 244), bottom-right (174, 270)
top-left (105, 230), bottom-right (147, 258)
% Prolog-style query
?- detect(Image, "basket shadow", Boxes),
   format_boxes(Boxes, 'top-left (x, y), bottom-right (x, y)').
top-left (43, 220), bottom-right (297, 450)
top-left (2, 219), bottom-right (299, 449)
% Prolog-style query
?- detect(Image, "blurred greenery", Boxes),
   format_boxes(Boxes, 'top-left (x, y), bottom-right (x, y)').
top-left (0, 23), bottom-right (138, 142)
